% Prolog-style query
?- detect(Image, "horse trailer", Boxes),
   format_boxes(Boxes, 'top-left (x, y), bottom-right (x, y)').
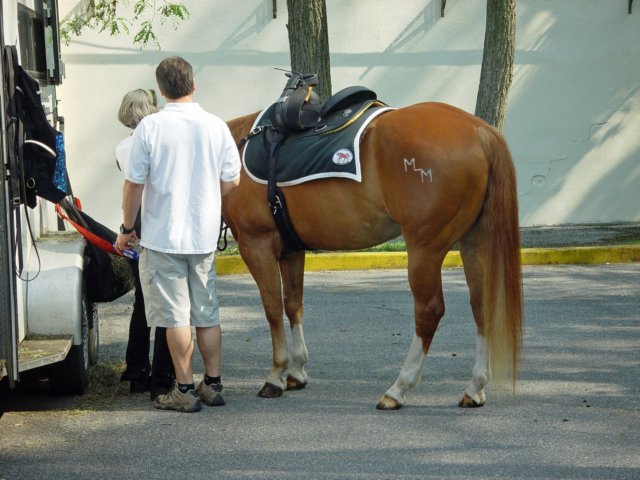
top-left (0, 0), bottom-right (97, 396)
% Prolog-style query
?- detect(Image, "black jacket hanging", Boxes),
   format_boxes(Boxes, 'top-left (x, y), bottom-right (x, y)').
top-left (4, 45), bottom-right (69, 208)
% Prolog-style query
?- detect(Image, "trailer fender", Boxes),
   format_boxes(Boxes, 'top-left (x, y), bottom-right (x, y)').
top-left (25, 235), bottom-right (86, 345)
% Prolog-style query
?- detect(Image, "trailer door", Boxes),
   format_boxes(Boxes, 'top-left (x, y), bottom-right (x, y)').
top-left (0, 1), bottom-right (20, 388)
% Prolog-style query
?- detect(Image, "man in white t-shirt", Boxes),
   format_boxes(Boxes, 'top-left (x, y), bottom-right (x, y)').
top-left (115, 56), bottom-right (241, 412)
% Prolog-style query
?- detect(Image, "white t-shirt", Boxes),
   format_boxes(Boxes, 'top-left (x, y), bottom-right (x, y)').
top-left (115, 134), bottom-right (134, 175)
top-left (125, 102), bottom-right (241, 254)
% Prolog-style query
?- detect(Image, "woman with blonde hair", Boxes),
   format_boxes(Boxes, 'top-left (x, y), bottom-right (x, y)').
top-left (116, 88), bottom-right (174, 398)
top-left (116, 89), bottom-right (158, 170)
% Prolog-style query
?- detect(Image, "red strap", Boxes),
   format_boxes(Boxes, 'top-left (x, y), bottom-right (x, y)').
top-left (56, 203), bottom-right (122, 256)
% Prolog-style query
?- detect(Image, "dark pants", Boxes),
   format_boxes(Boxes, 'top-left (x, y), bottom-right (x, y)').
top-left (121, 260), bottom-right (174, 391)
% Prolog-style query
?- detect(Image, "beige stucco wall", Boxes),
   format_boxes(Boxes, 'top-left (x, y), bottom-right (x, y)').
top-left (56, 0), bottom-right (640, 229)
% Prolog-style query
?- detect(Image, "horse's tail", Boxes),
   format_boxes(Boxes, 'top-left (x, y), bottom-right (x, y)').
top-left (470, 126), bottom-right (523, 389)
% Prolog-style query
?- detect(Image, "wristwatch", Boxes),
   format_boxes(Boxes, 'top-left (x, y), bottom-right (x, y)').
top-left (120, 224), bottom-right (135, 235)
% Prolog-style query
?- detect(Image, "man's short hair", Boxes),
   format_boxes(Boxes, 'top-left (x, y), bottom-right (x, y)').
top-left (155, 56), bottom-right (194, 100)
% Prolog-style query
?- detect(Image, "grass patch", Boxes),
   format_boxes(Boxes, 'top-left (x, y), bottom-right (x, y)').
top-left (357, 239), bottom-right (407, 252)
top-left (217, 243), bottom-right (239, 256)
top-left (616, 237), bottom-right (640, 246)
top-left (216, 237), bottom-right (409, 255)
top-left (217, 225), bottom-right (640, 256)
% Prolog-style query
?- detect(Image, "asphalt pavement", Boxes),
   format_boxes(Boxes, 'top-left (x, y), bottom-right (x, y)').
top-left (1, 262), bottom-right (639, 480)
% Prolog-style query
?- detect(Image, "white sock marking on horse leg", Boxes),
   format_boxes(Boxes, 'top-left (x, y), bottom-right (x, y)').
top-left (289, 324), bottom-right (308, 383)
top-left (265, 326), bottom-right (289, 388)
top-left (384, 334), bottom-right (426, 405)
top-left (463, 334), bottom-right (491, 404)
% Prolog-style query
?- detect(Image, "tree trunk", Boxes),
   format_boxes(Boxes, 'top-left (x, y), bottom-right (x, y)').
top-left (286, 0), bottom-right (332, 101)
top-left (475, 0), bottom-right (516, 131)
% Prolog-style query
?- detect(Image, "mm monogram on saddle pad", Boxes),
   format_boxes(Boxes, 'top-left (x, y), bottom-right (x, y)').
top-left (243, 92), bottom-right (394, 186)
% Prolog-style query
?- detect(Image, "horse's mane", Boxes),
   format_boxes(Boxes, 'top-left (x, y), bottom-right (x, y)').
top-left (227, 111), bottom-right (260, 146)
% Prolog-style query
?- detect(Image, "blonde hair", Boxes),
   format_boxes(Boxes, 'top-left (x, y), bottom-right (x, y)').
top-left (117, 89), bottom-right (159, 129)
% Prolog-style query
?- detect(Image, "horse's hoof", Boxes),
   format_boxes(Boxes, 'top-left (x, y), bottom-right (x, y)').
top-left (286, 376), bottom-right (307, 390)
top-left (257, 383), bottom-right (284, 398)
top-left (458, 393), bottom-right (485, 408)
top-left (376, 395), bottom-right (403, 410)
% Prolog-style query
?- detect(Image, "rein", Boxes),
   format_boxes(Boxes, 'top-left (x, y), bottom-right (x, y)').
top-left (217, 218), bottom-right (230, 252)
top-left (216, 126), bottom-right (265, 253)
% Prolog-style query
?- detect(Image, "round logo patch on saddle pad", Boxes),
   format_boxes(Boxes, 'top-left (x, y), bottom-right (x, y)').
top-left (332, 148), bottom-right (354, 165)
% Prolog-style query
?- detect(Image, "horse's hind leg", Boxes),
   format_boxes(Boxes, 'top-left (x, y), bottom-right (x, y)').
top-left (377, 249), bottom-right (446, 410)
top-left (458, 234), bottom-right (491, 408)
top-left (279, 251), bottom-right (309, 390)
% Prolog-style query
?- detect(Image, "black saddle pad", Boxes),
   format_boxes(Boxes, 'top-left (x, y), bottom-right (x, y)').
top-left (243, 102), bottom-right (394, 186)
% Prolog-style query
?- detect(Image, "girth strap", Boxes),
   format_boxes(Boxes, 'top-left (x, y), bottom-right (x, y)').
top-left (267, 131), bottom-right (310, 252)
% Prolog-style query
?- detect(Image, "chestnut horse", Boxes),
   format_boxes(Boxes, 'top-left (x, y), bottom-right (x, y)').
top-left (223, 102), bottom-right (523, 409)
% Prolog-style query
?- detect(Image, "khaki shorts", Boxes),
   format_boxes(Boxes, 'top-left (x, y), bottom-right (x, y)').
top-left (139, 249), bottom-right (219, 328)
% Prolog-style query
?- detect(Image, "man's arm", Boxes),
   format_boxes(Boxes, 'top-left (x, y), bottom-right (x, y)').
top-left (122, 180), bottom-right (144, 227)
top-left (114, 180), bottom-right (144, 251)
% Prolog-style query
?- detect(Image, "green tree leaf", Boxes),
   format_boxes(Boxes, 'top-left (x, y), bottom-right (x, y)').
top-left (61, 0), bottom-right (189, 49)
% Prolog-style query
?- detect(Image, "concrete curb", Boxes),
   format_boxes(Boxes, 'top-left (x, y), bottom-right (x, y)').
top-left (215, 245), bottom-right (640, 276)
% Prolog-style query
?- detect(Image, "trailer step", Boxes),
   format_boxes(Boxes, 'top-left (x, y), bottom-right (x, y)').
top-left (18, 336), bottom-right (73, 372)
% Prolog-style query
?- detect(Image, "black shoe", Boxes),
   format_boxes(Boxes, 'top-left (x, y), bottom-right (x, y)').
top-left (121, 368), bottom-right (150, 381)
top-left (129, 376), bottom-right (151, 393)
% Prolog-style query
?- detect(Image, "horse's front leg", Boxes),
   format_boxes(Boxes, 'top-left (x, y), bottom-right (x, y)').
top-left (280, 251), bottom-right (308, 390)
top-left (239, 238), bottom-right (289, 398)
